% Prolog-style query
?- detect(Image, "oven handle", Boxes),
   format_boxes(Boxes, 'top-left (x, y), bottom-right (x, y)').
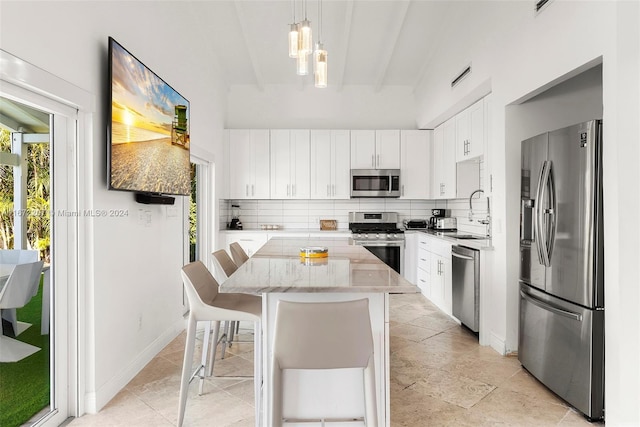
top-left (353, 240), bottom-right (405, 247)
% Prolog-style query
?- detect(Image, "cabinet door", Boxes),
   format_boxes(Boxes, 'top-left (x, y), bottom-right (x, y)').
top-left (251, 130), bottom-right (270, 199)
top-left (350, 130), bottom-right (376, 169)
top-left (403, 232), bottom-right (417, 285)
top-left (290, 129), bottom-right (310, 199)
top-left (456, 99), bottom-right (484, 161)
top-left (270, 129), bottom-right (291, 199)
top-left (468, 99), bottom-right (485, 159)
top-left (375, 130), bottom-right (401, 169)
top-left (432, 125), bottom-right (444, 198)
top-left (400, 130), bottom-right (431, 199)
top-left (229, 129), bottom-right (253, 199)
top-left (442, 119), bottom-right (457, 199)
top-left (455, 108), bottom-right (471, 161)
top-left (310, 130), bottom-right (332, 199)
top-left (331, 130), bottom-right (351, 198)
top-left (430, 255), bottom-right (445, 309)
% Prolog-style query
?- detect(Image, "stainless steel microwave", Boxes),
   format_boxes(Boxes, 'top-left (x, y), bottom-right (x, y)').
top-left (350, 169), bottom-right (401, 198)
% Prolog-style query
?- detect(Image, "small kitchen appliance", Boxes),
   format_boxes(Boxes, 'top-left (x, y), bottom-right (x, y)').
top-left (403, 219), bottom-right (428, 230)
top-left (435, 217), bottom-right (457, 231)
top-left (350, 169), bottom-right (401, 198)
top-left (228, 204), bottom-right (243, 230)
top-left (428, 208), bottom-right (447, 228)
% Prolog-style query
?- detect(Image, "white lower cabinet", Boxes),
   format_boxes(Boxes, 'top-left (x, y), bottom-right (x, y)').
top-left (416, 233), bottom-right (452, 315)
top-left (403, 232), bottom-right (418, 285)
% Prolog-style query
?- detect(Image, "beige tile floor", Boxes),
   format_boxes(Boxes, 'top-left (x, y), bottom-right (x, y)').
top-left (66, 294), bottom-right (603, 426)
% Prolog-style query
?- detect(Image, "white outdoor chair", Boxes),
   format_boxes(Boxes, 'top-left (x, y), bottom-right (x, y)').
top-left (0, 250), bottom-right (39, 335)
top-left (271, 299), bottom-right (378, 427)
top-left (178, 261), bottom-right (262, 427)
top-left (0, 260), bottom-right (44, 362)
top-left (0, 249), bottom-right (39, 265)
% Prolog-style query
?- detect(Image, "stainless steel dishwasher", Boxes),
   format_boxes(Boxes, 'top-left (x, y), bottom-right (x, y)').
top-left (452, 245), bottom-right (480, 333)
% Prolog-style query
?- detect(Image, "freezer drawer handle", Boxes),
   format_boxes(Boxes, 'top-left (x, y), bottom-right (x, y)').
top-left (520, 290), bottom-right (583, 321)
top-left (452, 252), bottom-right (474, 260)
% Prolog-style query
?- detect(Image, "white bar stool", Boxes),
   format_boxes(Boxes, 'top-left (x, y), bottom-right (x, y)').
top-left (271, 299), bottom-right (378, 427)
top-left (178, 261), bottom-right (262, 427)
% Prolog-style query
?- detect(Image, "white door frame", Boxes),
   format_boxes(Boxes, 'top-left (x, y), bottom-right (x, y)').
top-left (1, 49), bottom-right (94, 424)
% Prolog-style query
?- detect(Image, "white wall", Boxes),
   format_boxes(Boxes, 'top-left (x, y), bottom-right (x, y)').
top-left (227, 84), bottom-right (417, 129)
top-left (413, 1), bottom-right (639, 423)
top-left (0, 1), bottom-right (227, 413)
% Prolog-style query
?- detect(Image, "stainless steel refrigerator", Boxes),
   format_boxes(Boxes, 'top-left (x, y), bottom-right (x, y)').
top-left (519, 120), bottom-right (604, 420)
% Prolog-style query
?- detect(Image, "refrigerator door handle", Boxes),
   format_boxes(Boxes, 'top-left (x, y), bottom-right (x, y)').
top-left (546, 161), bottom-right (557, 262)
top-left (520, 289), bottom-right (583, 321)
top-left (538, 160), bottom-right (553, 267)
top-left (534, 161), bottom-right (548, 266)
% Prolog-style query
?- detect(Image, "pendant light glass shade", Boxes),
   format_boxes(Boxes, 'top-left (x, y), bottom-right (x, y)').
top-left (288, 23), bottom-right (299, 58)
top-left (299, 18), bottom-right (313, 55)
top-left (314, 43), bottom-right (327, 88)
top-left (296, 50), bottom-right (309, 75)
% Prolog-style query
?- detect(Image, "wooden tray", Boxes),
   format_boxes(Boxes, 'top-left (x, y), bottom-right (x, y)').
top-left (319, 219), bottom-right (337, 231)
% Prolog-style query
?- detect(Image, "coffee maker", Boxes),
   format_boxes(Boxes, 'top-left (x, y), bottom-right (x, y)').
top-left (428, 208), bottom-right (446, 228)
top-left (228, 204), bottom-right (243, 230)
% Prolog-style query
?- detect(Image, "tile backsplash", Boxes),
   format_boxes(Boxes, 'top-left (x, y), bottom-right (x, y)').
top-left (220, 197), bottom-right (491, 236)
top-left (221, 199), bottom-right (443, 231)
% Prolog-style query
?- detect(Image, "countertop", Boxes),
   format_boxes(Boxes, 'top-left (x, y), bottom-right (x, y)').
top-left (405, 229), bottom-right (494, 250)
top-left (220, 237), bottom-right (420, 294)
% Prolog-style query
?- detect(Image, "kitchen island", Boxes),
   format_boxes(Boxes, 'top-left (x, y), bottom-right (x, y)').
top-left (220, 237), bottom-right (419, 426)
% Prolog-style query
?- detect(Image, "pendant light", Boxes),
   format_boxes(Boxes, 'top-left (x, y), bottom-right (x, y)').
top-left (299, 0), bottom-right (312, 55)
top-left (314, 0), bottom-right (327, 87)
top-left (297, 50), bottom-right (309, 75)
top-left (288, 1), bottom-right (298, 58)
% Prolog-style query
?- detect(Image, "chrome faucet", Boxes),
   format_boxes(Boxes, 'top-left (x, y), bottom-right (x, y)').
top-left (468, 189), bottom-right (485, 221)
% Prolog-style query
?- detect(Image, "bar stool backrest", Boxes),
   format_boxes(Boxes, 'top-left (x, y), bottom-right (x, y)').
top-left (212, 249), bottom-right (238, 279)
top-left (229, 242), bottom-right (250, 266)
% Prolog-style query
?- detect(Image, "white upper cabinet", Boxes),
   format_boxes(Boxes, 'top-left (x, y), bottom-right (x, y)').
top-left (432, 119), bottom-right (456, 199)
top-left (350, 130), bottom-right (400, 169)
top-left (455, 98), bottom-right (485, 161)
top-left (229, 129), bottom-right (270, 199)
top-left (400, 130), bottom-right (431, 199)
top-left (375, 130), bottom-right (401, 169)
top-left (310, 130), bottom-right (350, 199)
top-left (270, 129), bottom-right (310, 199)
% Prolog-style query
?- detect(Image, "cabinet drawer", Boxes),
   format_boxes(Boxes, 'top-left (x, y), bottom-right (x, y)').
top-left (417, 248), bottom-right (430, 273)
top-left (417, 267), bottom-right (430, 295)
top-left (417, 236), bottom-right (431, 251)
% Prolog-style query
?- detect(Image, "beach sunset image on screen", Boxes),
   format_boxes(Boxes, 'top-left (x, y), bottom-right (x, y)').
top-left (110, 40), bottom-right (190, 195)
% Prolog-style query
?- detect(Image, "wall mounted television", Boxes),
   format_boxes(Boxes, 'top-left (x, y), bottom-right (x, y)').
top-left (107, 37), bottom-right (190, 203)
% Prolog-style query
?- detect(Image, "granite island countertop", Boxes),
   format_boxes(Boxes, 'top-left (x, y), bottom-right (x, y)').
top-left (220, 237), bottom-right (419, 294)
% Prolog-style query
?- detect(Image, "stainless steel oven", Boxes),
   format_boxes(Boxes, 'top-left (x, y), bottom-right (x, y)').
top-left (351, 169), bottom-right (401, 198)
top-left (349, 212), bottom-right (404, 275)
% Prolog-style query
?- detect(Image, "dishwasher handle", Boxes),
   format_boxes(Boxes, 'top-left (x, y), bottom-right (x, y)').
top-left (452, 252), bottom-right (474, 260)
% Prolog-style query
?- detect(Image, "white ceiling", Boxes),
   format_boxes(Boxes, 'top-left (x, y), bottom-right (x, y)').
top-left (186, 0), bottom-right (458, 91)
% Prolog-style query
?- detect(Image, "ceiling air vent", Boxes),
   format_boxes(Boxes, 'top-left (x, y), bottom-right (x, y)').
top-left (535, 0), bottom-right (552, 13)
top-left (451, 65), bottom-right (471, 88)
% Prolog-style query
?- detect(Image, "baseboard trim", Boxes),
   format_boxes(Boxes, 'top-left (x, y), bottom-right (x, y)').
top-left (490, 332), bottom-right (506, 355)
top-left (84, 318), bottom-right (184, 414)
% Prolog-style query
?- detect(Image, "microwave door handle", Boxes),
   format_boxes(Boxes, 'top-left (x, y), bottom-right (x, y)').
top-left (534, 161), bottom-right (548, 266)
top-left (388, 174), bottom-right (393, 194)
